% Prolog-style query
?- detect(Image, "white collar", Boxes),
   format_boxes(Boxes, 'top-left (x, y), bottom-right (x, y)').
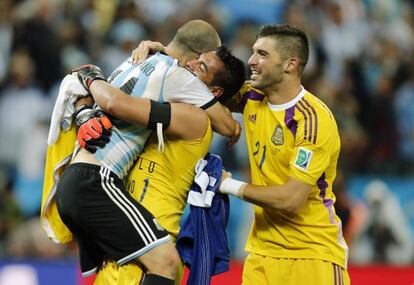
top-left (268, 86), bottom-right (306, 111)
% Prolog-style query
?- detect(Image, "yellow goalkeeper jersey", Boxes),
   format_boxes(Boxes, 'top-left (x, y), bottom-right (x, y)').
top-left (240, 83), bottom-right (348, 268)
top-left (126, 121), bottom-right (213, 240)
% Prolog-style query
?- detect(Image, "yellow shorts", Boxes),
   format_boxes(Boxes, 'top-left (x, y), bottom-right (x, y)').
top-left (242, 253), bottom-right (350, 285)
top-left (94, 260), bottom-right (184, 285)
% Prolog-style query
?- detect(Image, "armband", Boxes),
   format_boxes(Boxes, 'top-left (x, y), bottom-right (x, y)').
top-left (147, 100), bottom-right (171, 130)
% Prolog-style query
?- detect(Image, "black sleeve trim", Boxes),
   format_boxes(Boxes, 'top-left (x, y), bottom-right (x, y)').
top-left (200, 97), bottom-right (218, 110)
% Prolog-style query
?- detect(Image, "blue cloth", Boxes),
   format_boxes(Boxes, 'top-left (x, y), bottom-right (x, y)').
top-left (176, 153), bottom-right (230, 285)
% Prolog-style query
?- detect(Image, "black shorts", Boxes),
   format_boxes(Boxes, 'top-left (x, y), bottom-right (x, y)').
top-left (55, 163), bottom-right (170, 277)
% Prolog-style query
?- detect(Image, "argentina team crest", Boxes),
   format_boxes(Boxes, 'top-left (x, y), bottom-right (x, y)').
top-left (271, 125), bottom-right (284, 145)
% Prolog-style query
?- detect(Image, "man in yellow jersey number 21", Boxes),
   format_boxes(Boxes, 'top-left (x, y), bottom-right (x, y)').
top-left (219, 24), bottom-right (350, 285)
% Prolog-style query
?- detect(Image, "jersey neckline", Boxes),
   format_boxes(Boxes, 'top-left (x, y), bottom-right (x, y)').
top-left (267, 86), bottom-right (306, 111)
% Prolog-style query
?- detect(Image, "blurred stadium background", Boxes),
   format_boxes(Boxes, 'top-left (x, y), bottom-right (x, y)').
top-left (1, 0), bottom-right (414, 284)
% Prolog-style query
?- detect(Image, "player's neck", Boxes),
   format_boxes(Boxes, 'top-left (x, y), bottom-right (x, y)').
top-left (267, 79), bottom-right (302, 105)
top-left (165, 44), bottom-right (187, 66)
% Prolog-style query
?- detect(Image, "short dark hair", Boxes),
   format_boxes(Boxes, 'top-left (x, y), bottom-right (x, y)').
top-left (257, 24), bottom-right (309, 74)
top-left (212, 46), bottom-right (246, 103)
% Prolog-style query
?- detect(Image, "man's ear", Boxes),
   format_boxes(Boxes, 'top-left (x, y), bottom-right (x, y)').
top-left (210, 86), bottom-right (224, 97)
top-left (285, 58), bottom-right (299, 73)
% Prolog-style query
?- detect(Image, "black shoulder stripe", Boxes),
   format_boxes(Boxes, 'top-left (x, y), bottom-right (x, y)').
top-left (200, 97), bottom-right (218, 110)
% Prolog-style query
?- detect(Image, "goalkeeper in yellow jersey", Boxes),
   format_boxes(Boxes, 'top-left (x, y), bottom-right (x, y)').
top-left (219, 24), bottom-right (350, 285)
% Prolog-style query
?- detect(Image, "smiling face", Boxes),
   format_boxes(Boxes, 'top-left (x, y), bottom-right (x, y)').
top-left (248, 36), bottom-right (287, 92)
top-left (186, 46), bottom-right (246, 102)
top-left (186, 50), bottom-right (225, 88)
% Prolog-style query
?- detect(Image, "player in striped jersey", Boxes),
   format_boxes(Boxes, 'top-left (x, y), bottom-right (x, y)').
top-left (55, 20), bottom-right (242, 285)
top-left (219, 24), bottom-right (350, 285)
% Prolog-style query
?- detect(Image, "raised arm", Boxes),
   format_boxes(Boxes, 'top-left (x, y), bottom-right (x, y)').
top-left (205, 102), bottom-right (241, 147)
top-left (131, 41), bottom-right (166, 64)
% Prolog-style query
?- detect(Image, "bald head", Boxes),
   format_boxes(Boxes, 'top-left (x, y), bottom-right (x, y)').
top-left (168, 20), bottom-right (221, 64)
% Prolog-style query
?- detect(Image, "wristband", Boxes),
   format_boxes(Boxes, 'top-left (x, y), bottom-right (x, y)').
top-left (219, 177), bottom-right (247, 198)
top-left (74, 104), bottom-right (93, 119)
top-left (74, 106), bottom-right (96, 128)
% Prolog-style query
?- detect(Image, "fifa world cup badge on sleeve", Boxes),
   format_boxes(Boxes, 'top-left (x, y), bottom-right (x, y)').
top-left (294, 147), bottom-right (313, 171)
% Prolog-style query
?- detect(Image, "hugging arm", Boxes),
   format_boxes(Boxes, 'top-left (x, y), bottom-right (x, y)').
top-left (205, 102), bottom-right (241, 148)
top-left (89, 80), bottom-right (208, 140)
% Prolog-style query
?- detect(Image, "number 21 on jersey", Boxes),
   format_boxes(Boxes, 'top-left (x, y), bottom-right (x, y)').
top-left (253, 141), bottom-right (266, 169)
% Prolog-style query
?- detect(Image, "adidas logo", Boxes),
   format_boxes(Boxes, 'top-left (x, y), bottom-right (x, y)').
top-left (248, 114), bottom-right (256, 123)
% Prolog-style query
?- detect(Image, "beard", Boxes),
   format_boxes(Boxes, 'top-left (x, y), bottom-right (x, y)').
top-left (250, 67), bottom-right (284, 91)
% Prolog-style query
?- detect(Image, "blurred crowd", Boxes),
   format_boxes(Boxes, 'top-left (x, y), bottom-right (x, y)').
top-left (0, 0), bottom-right (414, 265)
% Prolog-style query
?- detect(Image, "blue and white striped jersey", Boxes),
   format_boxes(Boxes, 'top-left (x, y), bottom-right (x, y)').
top-left (93, 53), bottom-right (215, 179)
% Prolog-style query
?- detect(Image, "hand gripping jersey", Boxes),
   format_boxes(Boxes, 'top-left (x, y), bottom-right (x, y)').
top-left (94, 53), bottom-right (215, 179)
top-left (176, 153), bottom-right (230, 285)
top-left (239, 83), bottom-right (349, 269)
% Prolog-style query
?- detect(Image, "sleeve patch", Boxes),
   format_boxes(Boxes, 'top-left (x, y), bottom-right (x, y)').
top-left (294, 147), bottom-right (313, 171)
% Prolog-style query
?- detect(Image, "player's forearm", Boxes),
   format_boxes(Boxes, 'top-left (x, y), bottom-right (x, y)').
top-left (221, 177), bottom-right (311, 214)
top-left (89, 80), bottom-right (150, 125)
top-left (242, 184), bottom-right (304, 214)
top-left (205, 102), bottom-right (237, 137)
